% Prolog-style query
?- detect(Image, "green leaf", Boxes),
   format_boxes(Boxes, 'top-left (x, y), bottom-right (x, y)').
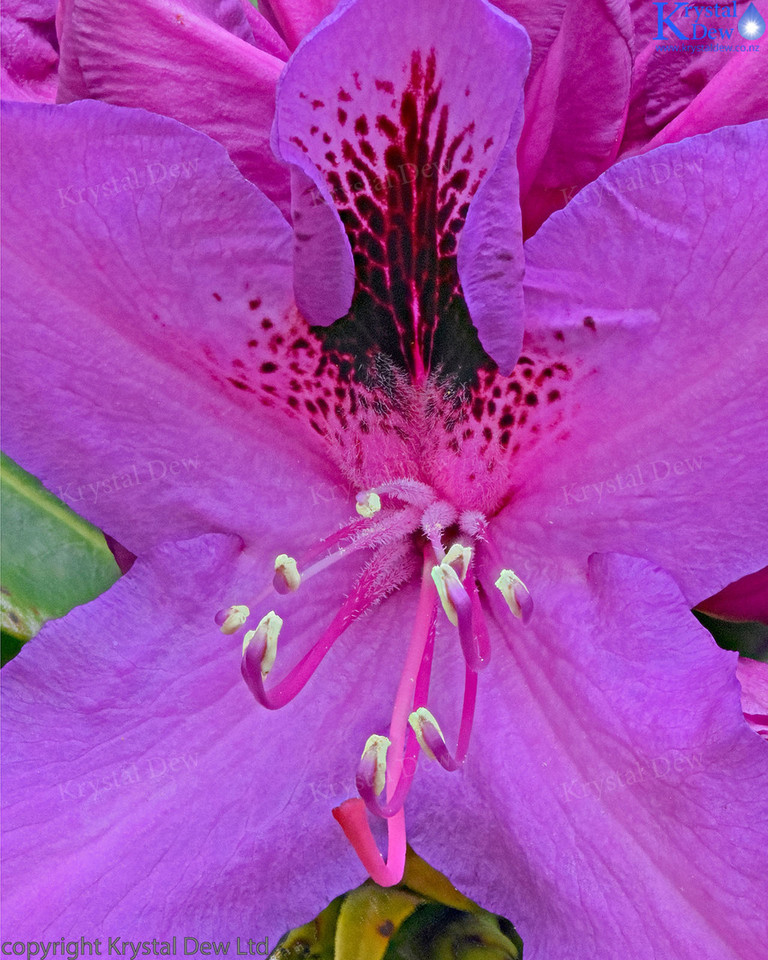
top-left (0, 453), bottom-right (120, 651)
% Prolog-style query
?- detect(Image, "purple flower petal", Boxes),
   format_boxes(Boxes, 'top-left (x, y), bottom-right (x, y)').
top-left (272, 0), bottom-right (529, 372)
top-left (0, 0), bottom-right (58, 103)
top-left (1, 100), bottom-right (347, 553)
top-left (257, 0), bottom-right (339, 50)
top-left (622, 0), bottom-right (766, 155)
top-left (515, 121), bottom-right (768, 604)
top-left (409, 552), bottom-right (768, 958)
top-left (56, 0), bottom-right (291, 213)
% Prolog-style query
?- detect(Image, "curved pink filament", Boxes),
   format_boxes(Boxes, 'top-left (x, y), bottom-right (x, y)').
top-left (333, 799), bottom-right (406, 887)
top-left (387, 553), bottom-right (438, 788)
top-left (241, 568), bottom-right (380, 710)
top-left (356, 617), bottom-right (435, 818)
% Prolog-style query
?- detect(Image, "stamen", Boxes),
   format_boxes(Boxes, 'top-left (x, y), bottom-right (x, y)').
top-left (495, 569), bottom-right (534, 623)
top-left (215, 604), bottom-right (250, 635)
top-left (242, 611), bottom-right (282, 676)
top-left (242, 549), bottom-right (409, 710)
top-left (374, 478), bottom-right (435, 510)
top-left (333, 799), bottom-right (406, 887)
top-left (431, 563), bottom-right (461, 626)
top-left (358, 735), bottom-right (390, 797)
top-left (355, 732), bottom-right (422, 819)
top-left (273, 554), bottom-right (301, 594)
top-left (443, 543), bottom-right (472, 580)
top-left (408, 706), bottom-right (443, 761)
top-left (420, 500), bottom-right (458, 558)
top-left (355, 490), bottom-right (382, 518)
top-left (444, 571), bottom-right (485, 672)
top-left (262, 506), bottom-right (420, 606)
top-left (385, 554), bottom-right (438, 792)
top-left (459, 510), bottom-right (487, 539)
top-left (356, 581), bottom-right (436, 820)
top-left (408, 665), bottom-right (477, 772)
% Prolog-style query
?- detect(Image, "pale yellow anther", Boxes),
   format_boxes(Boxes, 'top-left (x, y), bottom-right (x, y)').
top-left (243, 611), bottom-right (283, 676)
top-left (495, 569), bottom-right (529, 619)
top-left (431, 562), bottom-right (462, 627)
top-left (408, 707), bottom-right (444, 762)
top-left (442, 543), bottom-right (472, 580)
top-left (274, 554), bottom-right (301, 592)
top-left (355, 490), bottom-right (382, 518)
top-left (219, 604), bottom-right (250, 635)
top-left (430, 545), bottom-right (472, 626)
top-left (361, 734), bottom-right (391, 796)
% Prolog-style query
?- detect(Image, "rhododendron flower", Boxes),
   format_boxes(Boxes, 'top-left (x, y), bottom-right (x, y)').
top-left (2, 0), bottom-right (768, 957)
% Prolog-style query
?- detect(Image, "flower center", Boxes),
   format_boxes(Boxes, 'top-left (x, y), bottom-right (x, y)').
top-left (217, 477), bottom-right (531, 884)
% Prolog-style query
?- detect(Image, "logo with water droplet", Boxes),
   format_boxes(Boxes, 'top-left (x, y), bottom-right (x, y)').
top-left (738, 2), bottom-right (766, 38)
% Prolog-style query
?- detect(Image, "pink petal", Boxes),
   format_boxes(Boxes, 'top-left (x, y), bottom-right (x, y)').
top-left (737, 655), bottom-right (768, 740)
top-left (272, 0), bottom-right (530, 372)
top-left (1, 100), bottom-right (346, 554)
top-left (1, 0), bottom-right (59, 103)
top-left (56, 0), bottom-right (291, 214)
top-left (491, 0), bottom-right (567, 75)
top-left (257, 0), bottom-right (339, 50)
top-left (238, 0), bottom-right (291, 59)
top-left (514, 0), bottom-right (633, 236)
top-left (515, 120), bottom-right (768, 605)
